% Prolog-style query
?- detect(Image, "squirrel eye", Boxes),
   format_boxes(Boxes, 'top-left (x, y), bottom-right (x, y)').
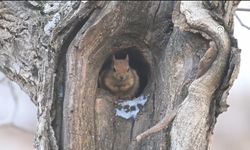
top-left (113, 67), bottom-right (116, 72)
top-left (127, 68), bottom-right (130, 72)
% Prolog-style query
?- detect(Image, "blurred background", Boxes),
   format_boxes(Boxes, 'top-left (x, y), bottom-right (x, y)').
top-left (0, 2), bottom-right (249, 150)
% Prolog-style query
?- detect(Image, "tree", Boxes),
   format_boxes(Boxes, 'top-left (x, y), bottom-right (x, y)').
top-left (0, 1), bottom-right (240, 150)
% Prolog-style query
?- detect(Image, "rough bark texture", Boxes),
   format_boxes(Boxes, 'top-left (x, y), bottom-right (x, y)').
top-left (0, 1), bottom-right (240, 150)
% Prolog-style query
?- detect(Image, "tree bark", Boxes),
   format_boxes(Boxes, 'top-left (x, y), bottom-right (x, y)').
top-left (0, 1), bottom-right (240, 150)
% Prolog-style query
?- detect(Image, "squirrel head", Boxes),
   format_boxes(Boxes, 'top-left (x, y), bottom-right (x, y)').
top-left (112, 54), bottom-right (131, 82)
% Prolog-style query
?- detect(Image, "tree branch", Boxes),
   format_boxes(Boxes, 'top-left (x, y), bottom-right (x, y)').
top-left (136, 109), bottom-right (177, 142)
top-left (235, 13), bottom-right (250, 30)
top-left (236, 8), bottom-right (250, 12)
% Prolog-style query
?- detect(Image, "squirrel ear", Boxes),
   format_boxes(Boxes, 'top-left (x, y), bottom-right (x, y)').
top-left (125, 54), bottom-right (129, 61)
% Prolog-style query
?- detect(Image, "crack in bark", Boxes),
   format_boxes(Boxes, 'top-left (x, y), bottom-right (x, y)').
top-left (111, 118), bottom-right (116, 150)
top-left (130, 119), bottom-right (135, 141)
top-left (152, 1), bottom-right (161, 24)
top-left (152, 88), bottom-right (156, 120)
top-left (54, 7), bottom-right (98, 150)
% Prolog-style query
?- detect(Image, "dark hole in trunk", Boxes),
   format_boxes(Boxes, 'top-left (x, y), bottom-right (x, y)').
top-left (99, 46), bottom-right (150, 97)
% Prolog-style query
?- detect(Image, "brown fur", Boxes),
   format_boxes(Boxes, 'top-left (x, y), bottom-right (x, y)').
top-left (99, 55), bottom-right (139, 99)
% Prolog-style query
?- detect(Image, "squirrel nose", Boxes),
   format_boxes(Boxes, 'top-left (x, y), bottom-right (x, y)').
top-left (120, 76), bottom-right (124, 80)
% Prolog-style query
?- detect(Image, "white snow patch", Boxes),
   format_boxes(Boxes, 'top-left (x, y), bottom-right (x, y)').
top-left (44, 13), bottom-right (61, 35)
top-left (43, 1), bottom-right (76, 35)
top-left (12, 63), bottom-right (20, 73)
top-left (115, 95), bottom-right (148, 119)
top-left (43, 2), bottom-right (61, 14)
top-left (28, 1), bottom-right (39, 7)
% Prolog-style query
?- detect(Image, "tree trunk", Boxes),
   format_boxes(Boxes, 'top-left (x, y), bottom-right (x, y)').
top-left (0, 1), bottom-right (240, 150)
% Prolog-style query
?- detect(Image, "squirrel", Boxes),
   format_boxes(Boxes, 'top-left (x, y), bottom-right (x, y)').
top-left (99, 54), bottom-right (140, 100)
